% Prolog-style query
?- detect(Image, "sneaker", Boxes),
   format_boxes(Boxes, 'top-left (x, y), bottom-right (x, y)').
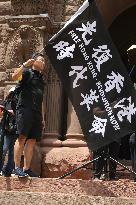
top-left (2, 171), bottom-right (11, 177)
top-left (109, 173), bottom-right (119, 181)
top-left (109, 176), bottom-right (119, 181)
top-left (100, 173), bottom-right (107, 180)
top-left (14, 167), bottom-right (28, 178)
top-left (11, 170), bottom-right (16, 177)
top-left (93, 177), bottom-right (102, 181)
top-left (2, 168), bottom-right (12, 177)
top-left (24, 169), bottom-right (39, 177)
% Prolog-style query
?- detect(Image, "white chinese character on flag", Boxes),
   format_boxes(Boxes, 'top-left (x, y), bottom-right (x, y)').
top-left (105, 71), bottom-right (124, 93)
top-left (92, 45), bottom-right (112, 72)
top-left (53, 41), bottom-right (75, 60)
top-left (114, 97), bottom-right (136, 123)
top-left (80, 89), bottom-right (99, 111)
top-left (76, 21), bottom-right (96, 45)
top-left (89, 115), bottom-right (107, 137)
top-left (69, 66), bottom-right (88, 88)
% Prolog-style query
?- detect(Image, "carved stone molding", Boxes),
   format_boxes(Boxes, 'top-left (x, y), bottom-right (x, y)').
top-left (11, 0), bottom-right (47, 16)
top-left (0, 25), bottom-right (10, 70)
top-left (0, 1), bottom-right (11, 16)
top-left (6, 14), bottom-right (52, 30)
top-left (5, 25), bottom-right (44, 69)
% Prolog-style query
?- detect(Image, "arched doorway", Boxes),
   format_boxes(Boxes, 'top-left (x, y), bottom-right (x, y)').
top-left (108, 5), bottom-right (136, 159)
top-left (109, 5), bottom-right (136, 70)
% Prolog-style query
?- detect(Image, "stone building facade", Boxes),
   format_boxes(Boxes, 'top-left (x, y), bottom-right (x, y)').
top-left (0, 0), bottom-right (136, 178)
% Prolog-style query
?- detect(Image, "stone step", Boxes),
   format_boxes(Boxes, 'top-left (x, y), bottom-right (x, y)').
top-left (0, 177), bottom-right (136, 199)
top-left (0, 191), bottom-right (136, 205)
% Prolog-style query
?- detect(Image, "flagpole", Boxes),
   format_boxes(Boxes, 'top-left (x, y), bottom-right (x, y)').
top-left (32, 47), bottom-right (45, 59)
top-left (129, 65), bottom-right (136, 76)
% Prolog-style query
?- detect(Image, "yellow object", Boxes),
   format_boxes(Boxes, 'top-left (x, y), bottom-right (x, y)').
top-left (18, 75), bottom-right (22, 81)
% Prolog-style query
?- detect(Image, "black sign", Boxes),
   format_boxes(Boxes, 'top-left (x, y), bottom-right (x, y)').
top-left (45, 0), bottom-right (136, 151)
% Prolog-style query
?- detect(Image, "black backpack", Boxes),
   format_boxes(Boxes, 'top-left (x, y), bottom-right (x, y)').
top-left (3, 110), bottom-right (16, 136)
top-left (0, 99), bottom-right (17, 136)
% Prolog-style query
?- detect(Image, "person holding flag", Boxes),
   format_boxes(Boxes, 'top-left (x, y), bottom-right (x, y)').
top-left (12, 53), bottom-right (46, 177)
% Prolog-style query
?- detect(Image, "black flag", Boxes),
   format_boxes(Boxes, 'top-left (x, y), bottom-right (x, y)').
top-left (45, 0), bottom-right (136, 151)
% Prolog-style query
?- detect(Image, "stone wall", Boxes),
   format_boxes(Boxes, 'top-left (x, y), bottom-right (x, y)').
top-left (11, 0), bottom-right (47, 15)
top-left (0, 1), bottom-right (52, 101)
top-left (0, 1), bottom-right (11, 16)
top-left (0, 0), bottom-right (85, 100)
top-left (63, 0), bottom-right (84, 21)
top-left (0, 0), bottom-right (136, 178)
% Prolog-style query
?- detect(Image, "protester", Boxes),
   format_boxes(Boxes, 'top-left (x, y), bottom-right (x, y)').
top-left (129, 132), bottom-right (136, 181)
top-left (93, 141), bottom-right (120, 180)
top-left (0, 87), bottom-right (17, 177)
top-left (12, 53), bottom-right (45, 177)
top-left (129, 83), bottom-right (136, 182)
top-left (92, 106), bottom-right (120, 180)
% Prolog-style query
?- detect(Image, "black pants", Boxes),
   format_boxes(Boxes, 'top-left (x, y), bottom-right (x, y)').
top-left (93, 141), bottom-right (120, 179)
top-left (129, 133), bottom-right (136, 177)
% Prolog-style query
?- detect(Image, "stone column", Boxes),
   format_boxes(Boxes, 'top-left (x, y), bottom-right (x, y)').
top-left (43, 80), bottom-right (64, 138)
top-left (60, 100), bottom-right (92, 179)
top-left (40, 79), bottom-right (65, 178)
top-left (41, 97), bottom-right (93, 179)
top-left (63, 99), bottom-right (86, 147)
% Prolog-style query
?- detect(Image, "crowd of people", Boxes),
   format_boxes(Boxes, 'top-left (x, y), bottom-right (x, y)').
top-left (92, 83), bottom-right (136, 181)
top-left (0, 53), bottom-right (45, 177)
top-left (92, 132), bottom-right (136, 182)
top-left (0, 53), bottom-right (136, 181)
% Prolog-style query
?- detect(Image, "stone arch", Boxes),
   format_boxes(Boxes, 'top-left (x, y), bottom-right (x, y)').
top-left (96, 0), bottom-right (136, 27)
top-left (103, 3), bottom-right (136, 160)
top-left (61, 0), bottom-right (136, 27)
top-left (108, 5), bottom-right (136, 68)
top-left (5, 25), bottom-right (43, 69)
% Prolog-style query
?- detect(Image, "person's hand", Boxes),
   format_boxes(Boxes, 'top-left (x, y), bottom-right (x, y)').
top-left (23, 59), bottom-right (35, 67)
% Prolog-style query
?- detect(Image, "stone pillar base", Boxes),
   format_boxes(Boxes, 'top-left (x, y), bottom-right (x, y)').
top-left (41, 146), bottom-right (93, 179)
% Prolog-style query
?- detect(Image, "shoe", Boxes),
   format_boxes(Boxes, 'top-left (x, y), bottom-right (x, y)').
top-left (100, 173), bottom-right (106, 180)
top-left (133, 177), bottom-right (136, 182)
top-left (24, 169), bottom-right (39, 177)
top-left (11, 170), bottom-right (16, 177)
top-left (2, 168), bottom-right (12, 177)
top-left (14, 167), bottom-right (28, 178)
top-left (2, 171), bottom-right (11, 177)
top-left (109, 176), bottom-right (119, 181)
top-left (93, 177), bottom-right (102, 181)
